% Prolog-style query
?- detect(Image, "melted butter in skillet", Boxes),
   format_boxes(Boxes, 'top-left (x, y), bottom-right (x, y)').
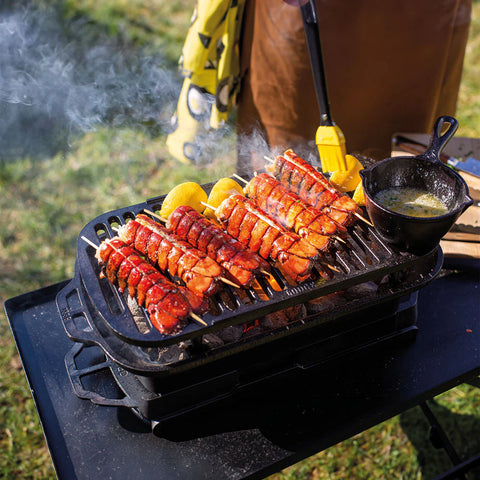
top-left (374, 187), bottom-right (449, 217)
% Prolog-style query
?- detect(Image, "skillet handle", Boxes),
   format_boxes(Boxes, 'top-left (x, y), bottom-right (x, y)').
top-left (422, 115), bottom-right (458, 162)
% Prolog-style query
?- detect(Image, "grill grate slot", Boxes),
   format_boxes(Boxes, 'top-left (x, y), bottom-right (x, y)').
top-left (350, 229), bottom-right (380, 264)
top-left (334, 249), bottom-right (352, 274)
top-left (344, 235), bottom-right (369, 269)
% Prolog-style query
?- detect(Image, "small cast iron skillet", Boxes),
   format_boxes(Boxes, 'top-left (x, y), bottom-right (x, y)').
top-left (359, 115), bottom-right (473, 254)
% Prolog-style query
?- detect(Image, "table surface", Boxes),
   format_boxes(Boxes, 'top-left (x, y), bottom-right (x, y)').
top-left (5, 257), bottom-right (480, 480)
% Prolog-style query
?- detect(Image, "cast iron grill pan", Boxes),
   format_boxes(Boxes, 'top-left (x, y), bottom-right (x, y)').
top-left (57, 183), bottom-right (443, 351)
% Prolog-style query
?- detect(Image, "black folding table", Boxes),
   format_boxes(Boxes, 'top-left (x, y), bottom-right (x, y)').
top-left (5, 257), bottom-right (480, 479)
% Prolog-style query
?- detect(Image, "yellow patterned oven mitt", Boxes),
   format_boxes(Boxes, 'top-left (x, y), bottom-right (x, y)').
top-left (167, 0), bottom-right (245, 163)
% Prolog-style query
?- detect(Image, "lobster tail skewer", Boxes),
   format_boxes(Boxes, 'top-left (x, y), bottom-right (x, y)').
top-left (82, 235), bottom-right (207, 334)
top-left (116, 214), bottom-right (227, 297)
top-left (268, 149), bottom-right (369, 227)
top-left (210, 194), bottom-right (323, 284)
top-left (244, 173), bottom-right (346, 251)
top-left (141, 211), bottom-right (242, 288)
top-left (166, 206), bottom-right (269, 288)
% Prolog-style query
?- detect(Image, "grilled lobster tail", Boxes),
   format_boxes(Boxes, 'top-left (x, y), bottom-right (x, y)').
top-left (117, 214), bottom-right (223, 297)
top-left (167, 206), bottom-right (269, 288)
top-left (215, 194), bottom-right (319, 284)
top-left (245, 173), bottom-right (345, 250)
top-left (96, 237), bottom-right (206, 335)
top-left (272, 149), bottom-right (360, 227)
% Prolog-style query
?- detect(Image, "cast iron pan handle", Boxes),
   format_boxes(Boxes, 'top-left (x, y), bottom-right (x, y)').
top-left (421, 115), bottom-right (458, 162)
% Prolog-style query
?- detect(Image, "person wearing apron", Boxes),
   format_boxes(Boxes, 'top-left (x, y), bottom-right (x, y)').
top-left (236, 0), bottom-right (472, 172)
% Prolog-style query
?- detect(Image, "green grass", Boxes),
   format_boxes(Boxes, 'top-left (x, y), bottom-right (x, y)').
top-left (271, 386), bottom-right (480, 479)
top-left (60, 0), bottom-right (195, 63)
top-left (1, 1), bottom-right (479, 479)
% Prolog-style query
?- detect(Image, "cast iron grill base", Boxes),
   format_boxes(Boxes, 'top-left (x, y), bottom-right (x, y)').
top-left (65, 291), bottom-right (419, 434)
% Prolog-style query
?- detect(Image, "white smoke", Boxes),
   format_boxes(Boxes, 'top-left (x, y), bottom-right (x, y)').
top-left (0, 3), bottom-right (180, 159)
top-left (0, 3), bottom-right (283, 169)
top-left (237, 129), bottom-right (320, 174)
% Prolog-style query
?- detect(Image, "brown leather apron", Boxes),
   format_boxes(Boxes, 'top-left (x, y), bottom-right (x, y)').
top-left (236, 0), bottom-right (471, 172)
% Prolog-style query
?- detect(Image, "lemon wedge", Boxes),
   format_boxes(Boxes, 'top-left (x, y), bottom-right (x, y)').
top-left (329, 154), bottom-right (364, 193)
top-left (204, 177), bottom-right (244, 219)
top-left (159, 182), bottom-right (208, 218)
top-left (352, 180), bottom-right (366, 206)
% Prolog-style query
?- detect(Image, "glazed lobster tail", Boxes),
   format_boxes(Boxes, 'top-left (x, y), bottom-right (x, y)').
top-left (245, 173), bottom-right (345, 251)
top-left (167, 206), bottom-right (269, 288)
top-left (215, 194), bottom-right (319, 284)
top-left (273, 149), bottom-right (360, 227)
top-left (96, 237), bottom-right (206, 335)
top-left (117, 214), bottom-right (223, 297)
